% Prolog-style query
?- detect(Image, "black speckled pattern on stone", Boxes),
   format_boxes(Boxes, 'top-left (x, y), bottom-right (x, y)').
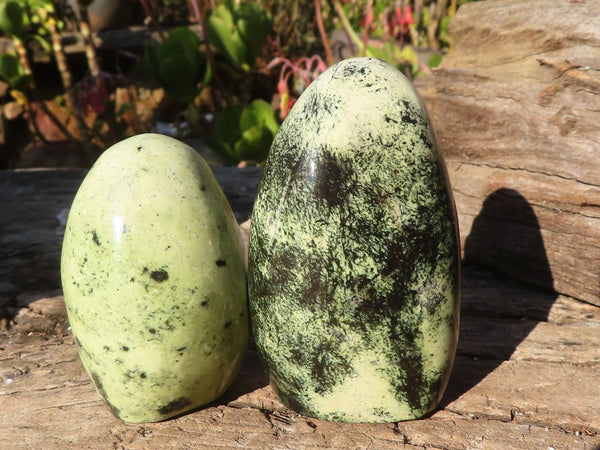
top-left (248, 58), bottom-right (461, 423)
top-left (61, 133), bottom-right (249, 423)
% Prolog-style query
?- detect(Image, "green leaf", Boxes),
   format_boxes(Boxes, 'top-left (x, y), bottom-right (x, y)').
top-left (0, 52), bottom-right (31, 91)
top-left (235, 2), bottom-right (272, 65)
top-left (206, 1), bottom-right (271, 71)
top-left (206, 11), bottom-right (246, 70)
top-left (142, 27), bottom-right (208, 103)
top-left (213, 105), bottom-right (242, 146)
top-left (0, 1), bottom-right (24, 36)
top-left (158, 54), bottom-right (200, 102)
top-left (12, 72), bottom-right (32, 92)
top-left (428, 53), bottom-right (443, 68)
top-left (240, 99), bottom-right (278, 136)
top-left (116, 102), bottom-right (132, 116)
top-left (234, 123), bottom-right (272, 162)
top-left (0, 53), bottom-right (21, 80)
top-left (158, 27), bottom-right (202, 75)
top-left (367, 42), bottom-right (402, 66)
top-left (200, 133), bottom-right (237, 164)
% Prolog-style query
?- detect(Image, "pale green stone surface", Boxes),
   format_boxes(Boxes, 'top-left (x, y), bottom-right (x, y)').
top-left (249, 58), bottom-right (461, 423)
top-left (61, 133), bottom-right (248, 423)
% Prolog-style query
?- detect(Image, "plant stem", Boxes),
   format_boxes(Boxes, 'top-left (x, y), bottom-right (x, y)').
top-left (361, 0), bottom-right (373, 57)
top-left (12, 37), bottom-right (33, 77)
top-left (332, 0), bottom-right (374, 58)
top-left (314, 0), bottom-right (334, 66)
top-left (78, 11), bottom-right (100, 78)
top-left (190, 0), bottom-right (227, 111)
top-left (139, 0), bottom-right (166, 40)
top-left (48, 18), bottom-right (95, 163)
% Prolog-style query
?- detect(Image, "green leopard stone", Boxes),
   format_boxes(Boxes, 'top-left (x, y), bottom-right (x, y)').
top-left (61, 133), bottom-right (248, 423)
top-left (248, 57), bottom-right (461, 423)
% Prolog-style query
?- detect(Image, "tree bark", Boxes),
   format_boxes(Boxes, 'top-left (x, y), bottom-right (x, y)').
top-left (415, 0), bottom-right (600, 306)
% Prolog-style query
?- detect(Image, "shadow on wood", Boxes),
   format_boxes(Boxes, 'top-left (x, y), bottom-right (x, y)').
top-left (442, 188), bottom-right (557, 406)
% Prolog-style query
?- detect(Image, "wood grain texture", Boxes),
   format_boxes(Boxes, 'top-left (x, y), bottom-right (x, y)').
top-left (1, 263), bottom-right (599, 448)
top-left (415, 0), bottom-right (600, 306)
top-left (1, 164), bottom-right (599, 446)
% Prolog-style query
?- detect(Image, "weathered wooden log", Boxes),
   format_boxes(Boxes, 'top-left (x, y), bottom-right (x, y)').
top-left (415, 0), bottom-right (600, 306)
top-left (2, 264), bottom-right (599, 448)
top-left (0, 167), bottom-right (261, 306)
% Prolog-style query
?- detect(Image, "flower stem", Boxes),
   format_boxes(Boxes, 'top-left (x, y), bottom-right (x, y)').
top-left (314, 0), bottom-right (334, 66)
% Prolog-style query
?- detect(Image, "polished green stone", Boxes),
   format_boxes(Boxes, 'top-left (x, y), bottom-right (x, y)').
top-left (61, 133), bottom-right (248, 423)
top-left (248, 58), bottom-right (461, 423)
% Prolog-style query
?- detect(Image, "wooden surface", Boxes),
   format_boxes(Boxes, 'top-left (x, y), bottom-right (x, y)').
top-left (415, 0), bottom-right (600, 306)
top-left (1, 166), bottom-right (599, 448)
top-left (2, 0), bottom-right (600, 445)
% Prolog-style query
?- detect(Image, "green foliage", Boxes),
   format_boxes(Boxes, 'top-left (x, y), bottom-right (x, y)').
top-left (367, 43), bottom-right (423, 79)
top-left (143, 27), bottom-right (210, 103)
top-left (0, 53), bottom-right (32, 92)
top-left (255, 0), bottom-right (316, 54)
top-left (0, 0), bottom-right (57, 37)
top-left (427, 52), bottom-right (443, 68)
top-left (206, 0), bottom-right (273, 72)
top-left (0, 0), bottom-right (23, 36)
top-left (203, 99), bottom-right (279, 164)
top-left (438, 14), bottom-right (453, 48)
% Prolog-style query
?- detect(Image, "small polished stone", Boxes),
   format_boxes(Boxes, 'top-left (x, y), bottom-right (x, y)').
top-left (61, 133), bottom-right (248, 423)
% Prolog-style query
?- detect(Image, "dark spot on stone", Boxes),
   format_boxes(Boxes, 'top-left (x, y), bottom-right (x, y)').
top-left (103, 345), bottom-right (110, 351)
top-left (164, 319), bottom-right (174, 331)
top-left (137, 145), bottom-right (142, 151)
top-left (143, 267), bottom-right (148, 274)
top-left (277, 391), bottom-right (311, 417)
top-left (140, 372), bottom-right (147, 379)
top-left (216, 260), bottom-right (227, 267)
top-left (122, 345), bottom-right (129, 352)
top-left (306, 420), bottom-right (317, 429)
top-left (201, 298), bottom-right (209, 307)
top-left (224, 320), bottom-right (232, 328)
top-left (311, 150), bottom-right (355, 208)
top-left (200, 185), bottom-right (206, 191)
top-left (150, 269), bottom-right (169, 282)
top-left (130, 277), bottom-right (135, 282)
top-left (400, 99), bottom-right (419, 125)
top-left (90, 372), bottom-right (109, 402)
top-left (90, 371), bottom-right (121, 418)
top-left (148, 328), bottom-right (156, 335)
top-left (91, 230), bottom-right (101, 246)
top-left (157, 397), bottom-right (192, 416)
